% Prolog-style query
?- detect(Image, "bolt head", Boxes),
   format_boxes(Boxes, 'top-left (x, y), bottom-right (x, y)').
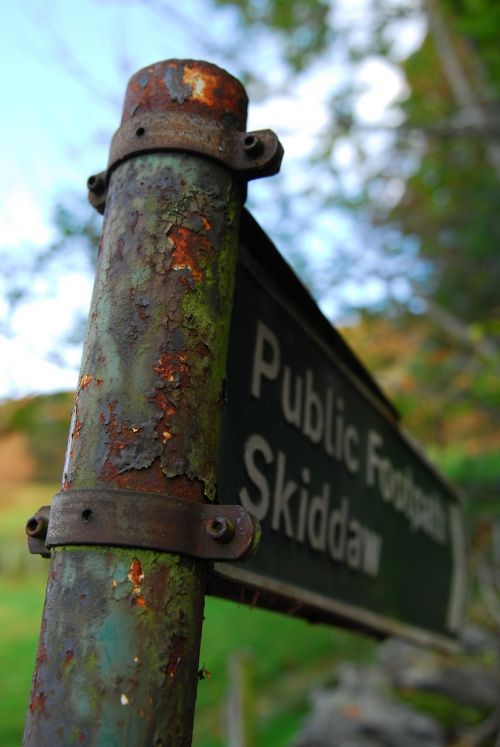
top-left (26, 515), bottom-right (48, 539)
top-left (243, 134), bottom-right (264, 157)
top-left (87, 173), bottom-right (106, 195)
top-left (206, 516), bottom-right (234, 543)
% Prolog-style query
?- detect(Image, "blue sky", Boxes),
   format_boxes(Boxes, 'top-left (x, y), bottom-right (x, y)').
top-left (1, 0), bottom-right (419, 400)
top-left (1, 1), bottom-right (250, 397)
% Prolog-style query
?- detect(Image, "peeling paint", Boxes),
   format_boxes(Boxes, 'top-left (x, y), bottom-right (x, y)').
top-left (165, 634), bottom-right (187, 679)
top-left (128, 558), bottom-right (145, 607)
top-left (24, 58), bottom-right (247, 747)
top-left (80, 373), bottom-right (94, 389)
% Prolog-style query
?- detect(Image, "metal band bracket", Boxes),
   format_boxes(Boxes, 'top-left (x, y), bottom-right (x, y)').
top-left (26, 488), bottom-right (259, 562)
top-left (88, 110), bottom-right (284, 213)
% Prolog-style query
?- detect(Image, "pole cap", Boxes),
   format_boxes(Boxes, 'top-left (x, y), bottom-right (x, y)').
top-left (121, 59), bottom-right (248, 131)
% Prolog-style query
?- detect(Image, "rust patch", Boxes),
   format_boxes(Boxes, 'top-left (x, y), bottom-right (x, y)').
top-left (60, 649), bottom-right (75, 677)
top-left (80, 373), bottom-right (94, 390)
top-left (73, 418), bottom-right (82, 440)
top-left (154, 352), bottom-right (189, 385)
top-left (169, 226), bottom-right (210, 282)
top-left (110, 456), bottom-right (167, 494)
top-left (164, 474), bottom-right (204, 503)
top-left (195, 341), bottom-right (210, 358)
top-left (99, 400), bottom-right (160, 480)
top-left (128, 558), bottom-right (146, 607)
top-left (136, 303), bottom-right (149, 320)
top-left (79, 374), bottom-right (103, 390)
top-left (29, 691), bottom-right (47, 714)
top-left (183, 63), bottom-right (243, 117)
top-left (153, 391), bottom-right (176, 418)
top-left (64, 649), bottom-right (74, 665)
top-left (36, 643), bottom-right (48, 666)
top-left (130, 210), bottom-right (142, 234)
top-left (128, 558), bottom-right (147, 607)
top-left (128, 558), bottom-right (144, 590)
top-left (121, 59), bottom-right (248, 130)
top-left (165, 634), bottom-right (187, 678)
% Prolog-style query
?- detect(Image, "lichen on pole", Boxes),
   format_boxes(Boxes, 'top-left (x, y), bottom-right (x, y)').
top-left (23, 59), bottom-right (281, 747)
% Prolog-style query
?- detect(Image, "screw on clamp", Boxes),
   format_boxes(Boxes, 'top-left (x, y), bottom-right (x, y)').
top-left (26, 507), bottom-right (51, 558)
top-left (206, 516), bottom-right (235, 544)
top-left (26, 489), bottom-right (259, 562)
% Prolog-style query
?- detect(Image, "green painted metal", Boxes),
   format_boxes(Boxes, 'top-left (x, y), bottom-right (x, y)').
top-left (64, 154), bottom-right (241, 499)
top-left (212, 213), bottom-right (466, 652)
top-left (23, 59), bottom-right (255, 746)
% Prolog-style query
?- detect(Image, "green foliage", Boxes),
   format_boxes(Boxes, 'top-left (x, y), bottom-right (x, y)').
top-left (0, 393), bottom-right (73, 482)
top-left (214, 0), bottom-right (331, 70)
top-left (445, 0), bottom-right (500, 95)
top-left (397, 688), bottom-right (488, 731)
top-left (0, 574), bottom-right (47, 747)
top-left (389, 2), bottom-right (500, 323)
top-left (435, 451), bottom-right (500, 506)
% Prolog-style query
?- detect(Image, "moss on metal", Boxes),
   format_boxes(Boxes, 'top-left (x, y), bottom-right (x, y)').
top-left (25, 547), bottom-right (205, 746)
top-left (24, 59), bottom-right (257, 747)
top-left (62, 154), bottom-right (241, 500)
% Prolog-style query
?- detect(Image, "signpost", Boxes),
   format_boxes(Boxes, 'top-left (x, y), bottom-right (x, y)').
top-left (24, 58), bottom-right (466, 747)
top-left (23, 59), bottom-right (280, 747)
top-left (211, 210), bottom-right (466, 652)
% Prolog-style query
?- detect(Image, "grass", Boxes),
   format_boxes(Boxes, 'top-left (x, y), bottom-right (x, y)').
top-left (194, 597), bottom-right (373, 745)
top-left (0, 573), bottom-right (47, 747)
top-left (0, 484), bottom-right (374, 746)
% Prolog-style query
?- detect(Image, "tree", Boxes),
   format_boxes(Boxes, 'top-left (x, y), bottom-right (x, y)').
top-left (5, 0), bottom-right (500, 471)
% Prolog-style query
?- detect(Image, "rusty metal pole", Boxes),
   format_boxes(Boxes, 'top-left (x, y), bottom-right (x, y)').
top-left (23, 60), bottom-right (281, 746)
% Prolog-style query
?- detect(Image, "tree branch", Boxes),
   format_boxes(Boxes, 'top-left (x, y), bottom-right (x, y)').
top-left (425, 0), bottom-right (500, 176)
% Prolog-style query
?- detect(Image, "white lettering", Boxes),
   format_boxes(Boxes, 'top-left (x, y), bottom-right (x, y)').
top-left (251, 321), bottom-right (280, 399)
top-left (282, 366), bottom-right (303, 426)
top-left (328, 497), bottom-right (348, 562)
top-left (272, 451), bottom-right (296, 538)
top-left (344, 425), bottom-right (360, 475)
top-left (363, 528), bottom-right (382, 577)
top-left (303, 369), bottom-right (323, 444)
top-left (239, 434), bottom-right (383, 578)
top-left (239, 434), bottom-right (273, 520)
top-left (366, 430), bottom-right (383, 487)
top-left (307, 483), bottom-right (330, 552)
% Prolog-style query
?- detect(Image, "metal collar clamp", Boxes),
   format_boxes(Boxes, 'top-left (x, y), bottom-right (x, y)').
top-left (26, 488), bottom-right (260, 562)
top-left (88, 111), bottom-right (284, 214)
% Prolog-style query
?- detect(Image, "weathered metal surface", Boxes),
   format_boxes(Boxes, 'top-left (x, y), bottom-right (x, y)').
top-left (88, 60), bottom-right (284, 217)
top-left (121, 59), bottom-right (248, 130)
top-left (27, 547), bottom-right (206, 746)
top-left (27, 489), bottom-right (258, 561)
top-left (24, 60), bottom-right (277, 747)
top-left (108, 112), bottom-right (283, 179)
top-left (209, 210), bottom-right (466, 653)
top-left (88, 121), bottom-right (283, 215)
top-left (72, 152), bottom-right (241, 501)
